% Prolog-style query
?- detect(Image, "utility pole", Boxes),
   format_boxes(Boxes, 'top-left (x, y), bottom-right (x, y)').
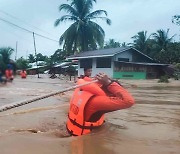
top-left (33, 32), bottom-right (40, 78)
top-left (15, 41), bottom-right (18, 61)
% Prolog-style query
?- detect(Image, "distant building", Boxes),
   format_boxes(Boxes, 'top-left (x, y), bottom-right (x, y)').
top-left (27, 61), bottom-right (47, 75)
top-left (26, 65), bottom-right (48, 75)
top-left (67, 47), bottom-right (170, 79)
top-left (49, 61), bottom-right (78, 75)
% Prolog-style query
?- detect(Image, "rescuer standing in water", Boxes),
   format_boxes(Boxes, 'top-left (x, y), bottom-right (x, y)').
top-left (66, 72), bottom-right (135, 136)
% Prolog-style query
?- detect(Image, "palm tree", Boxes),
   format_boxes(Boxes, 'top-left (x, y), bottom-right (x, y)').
top-left (0, 47), bottom-right (14, 64)
top-left (28, 54), bottom-right (35, 63)
top-left (50, 49), bottom-right (66, 64)
top-left (152, 29), bottom-right (175, 50)
top-left (104, 39), bottom-right (121, 49)
top-left (131, 31), bottom-right (150, 54)
top-left (172, 15), bottom-right (180, 26)
top-left (54, 0), bottom-right (111, 54)
top-left (0, 47), bottom-right (14, 71)
top-left (121, 42), bottom-right (129, 47)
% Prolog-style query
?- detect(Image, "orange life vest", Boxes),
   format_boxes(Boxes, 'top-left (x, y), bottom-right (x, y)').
top-left (83, 76), bottom-right (93, 81)
top-left (67, 79), bottom-right (106, 136)
top-left (82, 76), bottom-right (103, 87)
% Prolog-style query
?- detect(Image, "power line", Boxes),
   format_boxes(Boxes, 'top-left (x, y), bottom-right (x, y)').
top-left (0, 24), bottom-right (30, 43)
top-left (0, 9), bottom-right (56, 37)
top-left (0, 17), bottom-right (59, 43)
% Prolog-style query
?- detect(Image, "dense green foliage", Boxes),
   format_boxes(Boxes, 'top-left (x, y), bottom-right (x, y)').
top-left (104, 39), bottom-right (121, 49)
top-left (151, 29), bottom-right (175, 51)
top-left (36, 53), bottom-right (48, 61)
top-left (50, 49), bottom-right (66, 64)
top-left (16, 57), bottom-right (29, 70)
top-left (131, 31), bottom-right (149, 54)
top-left (28, 54), bottom-right (35, 63)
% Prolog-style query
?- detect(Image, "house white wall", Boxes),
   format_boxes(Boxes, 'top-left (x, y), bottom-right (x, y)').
top-left (114, 51), bottom-right (132, 61)
top-left (78, 57), bottom-right (114, 78)
top-left (78, 51), bottom-right (133, 78)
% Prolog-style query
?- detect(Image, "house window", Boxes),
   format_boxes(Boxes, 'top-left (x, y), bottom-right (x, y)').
top-left (80, 59), bottom-right (92, 68)
top-left (96, 57), bottom-right (111, 68)
top-left (118, 58), bottom-right (129, 62)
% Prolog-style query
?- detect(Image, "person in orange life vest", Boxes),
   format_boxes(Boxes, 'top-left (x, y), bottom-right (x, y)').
top-left (5, 68), bottom-right (14, 81)
top-left (66, 72), bottom-right (135, 136)
top-left (20, 69), bottom-right (27, 78)
top-left (79, 67), bottom-right (93, 81)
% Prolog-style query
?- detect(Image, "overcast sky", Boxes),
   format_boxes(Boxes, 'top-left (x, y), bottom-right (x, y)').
top-left (0, 0), bottom-right (179, 59)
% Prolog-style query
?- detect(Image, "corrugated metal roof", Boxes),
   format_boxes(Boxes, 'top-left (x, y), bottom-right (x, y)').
top-left (53, 62), bottom-right (72, 68)
top-left (67, 47), bottom-right (132, 59)
top-left (26, 65), bottom-right (47, 70)
top-left (53, 62), bottom-right (78, 68)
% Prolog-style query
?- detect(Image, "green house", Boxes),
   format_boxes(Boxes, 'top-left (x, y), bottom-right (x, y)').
top-left (67, 47), bottom-right (169, 79)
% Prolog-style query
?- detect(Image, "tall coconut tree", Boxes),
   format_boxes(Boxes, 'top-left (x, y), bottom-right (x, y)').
top-left (152, 29), bottom-right (175, 50)
top-left (0, 47), bottom-right (14, 71)
top-left (54, 0), bottom-right (111, 54)
top-left (131, 31), bottom-right (150, 54)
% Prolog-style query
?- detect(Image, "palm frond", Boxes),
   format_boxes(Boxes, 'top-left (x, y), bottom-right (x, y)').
top-left (90, 16), bottom-right (111, 25)
top-left (86, 10), bottom-right (107, 18)
top-left (82, 0), bottom-right (97, 17)
top-left (152, 29), bottom-right (175, 50)
top-left (54, 15), bottom-right (78, 26)
top-left (59, 22), bottom-right (79, 54)
top-left (88, 21), bottom-right (105, 36)
top-left (70, 0), bottom-right (85, 15)
top-left (59, 4), bottom-right (78, 16)
top-left (88, 21), bottom-right (105, 47)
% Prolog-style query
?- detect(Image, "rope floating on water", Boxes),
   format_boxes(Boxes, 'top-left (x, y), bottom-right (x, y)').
top-left (0, 80), bottom-right (98, 112)
top-left (0, 104), bottom-right (68, 117)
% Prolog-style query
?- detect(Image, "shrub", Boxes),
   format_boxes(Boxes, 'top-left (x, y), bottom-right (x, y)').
top-left (158, 75), bottom-right (169, 83)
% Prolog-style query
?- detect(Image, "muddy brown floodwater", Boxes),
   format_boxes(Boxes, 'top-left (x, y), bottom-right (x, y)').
top-left (0, 75), bottom-right (180, 154)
